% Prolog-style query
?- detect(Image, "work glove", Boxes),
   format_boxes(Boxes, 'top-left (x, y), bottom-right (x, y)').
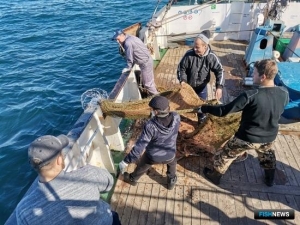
top-left (118, 160), bottom-right (128, 174)
top-left (122, 68), bottom-right (130, 74)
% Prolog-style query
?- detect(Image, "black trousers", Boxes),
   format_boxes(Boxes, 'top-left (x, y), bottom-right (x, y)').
top-left (131, 153), bottom-right (177, 181)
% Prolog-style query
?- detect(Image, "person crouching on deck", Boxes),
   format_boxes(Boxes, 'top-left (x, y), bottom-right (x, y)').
top-left (118, 96), bottom-right (181, 190)
top-left (198, 59), bottom-right (289, 186)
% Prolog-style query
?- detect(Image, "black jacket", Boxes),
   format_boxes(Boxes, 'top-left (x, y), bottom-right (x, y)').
top-left (201, 86), bottom-right (289, 143)
top-left (177, 46), bottom-right (225, 89)
top-left (124, 112), bottom-right (181, 163)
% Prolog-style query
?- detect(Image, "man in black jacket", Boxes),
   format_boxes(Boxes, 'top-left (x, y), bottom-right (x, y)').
top-left (177, 33), bottom-right (224, 123)
top-left (198, 59), bottom-right (289, 186)
top-left (118, 96), bottom-right (181, 190)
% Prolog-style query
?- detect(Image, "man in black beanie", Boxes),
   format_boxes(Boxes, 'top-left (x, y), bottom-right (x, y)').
top-left (118, 96), bottom-right (181, 190)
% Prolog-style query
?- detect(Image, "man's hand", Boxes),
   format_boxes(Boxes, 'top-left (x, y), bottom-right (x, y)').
top-left (118, 161), bottom-right (128, 174)
top-left (122, 68), bottom-right (130, 74)
top-left (215, 88), bottom-right (222, 101)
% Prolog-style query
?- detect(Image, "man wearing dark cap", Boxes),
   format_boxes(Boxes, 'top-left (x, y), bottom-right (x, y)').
top-left (177, 33), bottom-right (224, 124)
top-left (112, 29), bottom-right (159, 96)
top-left (11, 134), bottom-right (121, 225)
top-left (118, 96), bottom-right (181, 190)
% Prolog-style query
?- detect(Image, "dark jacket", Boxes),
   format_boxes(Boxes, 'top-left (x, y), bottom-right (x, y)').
top-left (124, 112), bottom-right (181, 163)
top-left (201, 86), bottom-right (289, 143)
top-left (177, 46), bottom-right (225, 89)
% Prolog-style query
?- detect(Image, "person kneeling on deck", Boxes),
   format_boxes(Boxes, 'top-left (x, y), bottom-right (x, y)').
top-left (13, 134), bottom-right (121, 225)
top-left (118, 96), bottom-right (181, 190)
top-left (198, 59), bottom-right (289, 187)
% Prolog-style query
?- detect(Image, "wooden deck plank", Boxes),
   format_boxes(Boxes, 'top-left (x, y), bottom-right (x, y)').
top-left (146, 183), bottom-right (160, 225)
top-left (174, 185), bottom-right (184, 224)
top-left (215, 190), bottom-right (228, 225)
top-left (273, 138), bottom-right (291, 186)
top-left (191, 186), bottom-right (201, 225)
top-left (199, 187), bottom-right (210, 225)
top-left (208, 189), bottom-right (219, 225)
top-left (276, 135), bottom-right (299, 186)
top-left (225, 190), bottom-right (238, 224)
top-left (121, 183), bottom-right (139, 224)
top-left (182, 186), bottom-right (192, 225)
top-left (137, 183), bottom-right (153, 224)
top-left (115, 181), bottom-right (131, 220)
top-left (128, 183), bottom-right (146, 225)
top-left (233, 190), bottom-right (250, 225)
top-left (164, 185), bottom-right (176, 224)
top-left (111, 41), bottom-right (300, 225)
top-left (155, 184), bottom-right (167, 225)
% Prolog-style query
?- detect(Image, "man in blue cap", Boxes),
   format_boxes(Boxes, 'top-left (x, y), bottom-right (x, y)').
top-left (112, 29), bottom-right (159, 96)
top-left (118, 96), bottom-right (181, 190)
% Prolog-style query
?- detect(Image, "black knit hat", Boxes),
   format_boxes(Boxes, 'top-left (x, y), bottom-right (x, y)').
top-left (149, 96), bottom-right (169, 111)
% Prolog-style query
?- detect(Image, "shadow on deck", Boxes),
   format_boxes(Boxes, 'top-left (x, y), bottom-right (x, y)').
top-left (111, 40), bottom-right (300, 225)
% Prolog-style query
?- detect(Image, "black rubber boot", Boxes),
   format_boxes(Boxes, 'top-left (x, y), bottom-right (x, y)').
top-left (203, 167), bottom-right (222, 185)
top-left (123, 172), bottom-right (138, 186)
top-left (167, 175), bottom-right (177, 190)
top-left (264, 168), bottom-right (275, 187)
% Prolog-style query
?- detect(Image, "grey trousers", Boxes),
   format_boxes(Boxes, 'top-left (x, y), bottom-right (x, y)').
top-left (213, 136), bottom-right (276, 174)
top-left (131, 153), bottom-right (177, 181)
top-left (139, 59), bottom-right (159, 95)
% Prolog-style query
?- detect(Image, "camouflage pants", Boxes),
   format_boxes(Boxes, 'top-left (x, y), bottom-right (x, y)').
top-left (213, 136), bottom-right (276, 174)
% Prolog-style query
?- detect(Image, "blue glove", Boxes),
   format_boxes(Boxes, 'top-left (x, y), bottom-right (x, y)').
top-left (118, 160), bottom-right (128, 174)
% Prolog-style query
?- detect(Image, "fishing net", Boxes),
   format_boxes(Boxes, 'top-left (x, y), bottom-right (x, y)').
top-left (99, 82), bottom-right (241, 156)
top-left (100, 83), bottom-right (204, 119)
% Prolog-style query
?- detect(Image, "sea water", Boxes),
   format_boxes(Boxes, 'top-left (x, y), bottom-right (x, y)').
top-left (0, 0), bottom-right (165, 223)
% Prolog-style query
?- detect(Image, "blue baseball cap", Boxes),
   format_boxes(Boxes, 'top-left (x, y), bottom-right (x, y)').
top-left (112, 29), bottom-right (124, 40)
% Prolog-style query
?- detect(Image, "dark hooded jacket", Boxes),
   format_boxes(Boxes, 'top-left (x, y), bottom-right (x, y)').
top-left (177, 46), bottom-right (225, 89)
top-left (124, 112), bottom-right (181, 163)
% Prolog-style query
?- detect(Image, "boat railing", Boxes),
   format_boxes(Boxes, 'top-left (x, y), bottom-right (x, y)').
top-left (63, 65), bottom-right (142, 175)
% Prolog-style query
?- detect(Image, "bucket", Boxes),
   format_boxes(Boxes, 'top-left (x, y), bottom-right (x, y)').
top-left (185, 38), bottom-right (194, 46)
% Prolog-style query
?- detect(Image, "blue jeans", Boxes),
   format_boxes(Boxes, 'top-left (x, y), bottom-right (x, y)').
top-left (194, 84), bottom-right (207, 120)
top-left (193, 84), bottom-right (208, 100)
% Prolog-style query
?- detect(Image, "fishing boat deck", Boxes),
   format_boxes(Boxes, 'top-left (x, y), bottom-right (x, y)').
top-left (110, 40), bottom-right (300, 225)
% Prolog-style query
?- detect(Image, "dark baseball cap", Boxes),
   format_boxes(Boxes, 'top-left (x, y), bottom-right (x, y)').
top-left (149, 96), bottom-right (169, 111)
top-left (28, 134), bottom-right (69, 169)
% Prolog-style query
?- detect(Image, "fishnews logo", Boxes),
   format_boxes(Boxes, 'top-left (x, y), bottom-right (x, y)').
top-left (254, 209), bottom-right (295, 220)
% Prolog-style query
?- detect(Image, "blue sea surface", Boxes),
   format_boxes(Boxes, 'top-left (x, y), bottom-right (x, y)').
top-left (0, 0), bottom-right (166, 223)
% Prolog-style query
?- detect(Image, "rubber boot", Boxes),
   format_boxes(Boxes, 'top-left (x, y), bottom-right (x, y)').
top-left (167, 175), bottom-right (177, 190)
top-left (123, 172), bottom-right (138, 186)
top-left (264, 168), bottom-right (275, 187)
top-left (203, 167), bottom-right (222, 185)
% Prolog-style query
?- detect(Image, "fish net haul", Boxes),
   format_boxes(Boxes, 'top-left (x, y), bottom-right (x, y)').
top-left (100, 83), bottom-right (241, 158)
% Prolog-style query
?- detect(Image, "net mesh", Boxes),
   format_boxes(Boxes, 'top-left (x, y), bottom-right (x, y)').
top-left (99, 82), bottom-right (241, 155)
